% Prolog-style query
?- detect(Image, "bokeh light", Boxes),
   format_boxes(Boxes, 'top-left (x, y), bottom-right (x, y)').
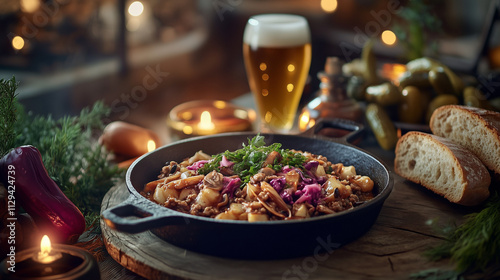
top-left (12, 36), bottom-right (25, 50)
top-left (321, 0), bottom-right (338, 13)
top-left (128, 1), bottom-right (144, 17)
top-left (381, 30), bottom-right (397, 46)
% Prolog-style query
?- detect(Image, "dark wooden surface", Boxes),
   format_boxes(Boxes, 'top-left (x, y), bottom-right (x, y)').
top-left (99, 132), bottom-right (476, 280)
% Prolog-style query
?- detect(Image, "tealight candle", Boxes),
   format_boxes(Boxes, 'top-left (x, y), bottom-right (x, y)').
top-left (167, 100), bottom-right (255, 137)
top-left (0, 235), bottom-right (100, 280)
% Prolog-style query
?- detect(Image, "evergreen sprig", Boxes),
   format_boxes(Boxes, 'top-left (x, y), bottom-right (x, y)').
top-left (0, 76), bottom-right (19, 157)
top-left (426, 191), bottom-right (500, 273)
top-left (14, 102), bottom-right (125, 218)
top-left (1, 78), bottom-right (124, 232)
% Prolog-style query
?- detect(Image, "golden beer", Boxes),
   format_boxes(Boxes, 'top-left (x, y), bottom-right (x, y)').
top-left (243, 14), bottom-right (311, 132)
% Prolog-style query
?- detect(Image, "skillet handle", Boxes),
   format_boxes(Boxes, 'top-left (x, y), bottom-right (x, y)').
top-left (301, 118), bottom-right (364, 144)
top-left (102, 194), bottom-right (189, 233)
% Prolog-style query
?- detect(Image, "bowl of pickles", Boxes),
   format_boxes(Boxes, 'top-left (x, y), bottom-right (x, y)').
top-left (343, 41), bottom-right (500, 150)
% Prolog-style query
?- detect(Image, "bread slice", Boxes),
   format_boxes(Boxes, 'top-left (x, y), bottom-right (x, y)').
top-left (430, 105), bottom-right (500, 174)
top-left (394, 131), bottom-right (490, 206)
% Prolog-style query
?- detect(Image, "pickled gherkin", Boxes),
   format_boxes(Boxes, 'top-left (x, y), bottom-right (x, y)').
top-left (366, 103), bottom-right (398, 150)
top-left (398, 86), bottom-right (428, 124)
top-left (425, 94), bottom-right (459, 123)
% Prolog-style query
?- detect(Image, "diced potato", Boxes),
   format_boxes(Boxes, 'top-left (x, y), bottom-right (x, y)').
top-left (324, 177), bottom-right (344, 196)
top-left (248, 213), bottom-right (268, 222)
top-left (229, 203), bottom-right (245, 215)
top-left (196, 188), bottom-right (221, 207)
top-left (354, 176), bottom-right (374, 192)
top-left (215, 211), bottom-right (238, 220)
top-left (179, 188), bottom-right (196, 200)
top-left (294, 204), bottom-right (309, 218)
top-left (238, 212), bottom-right (248, 221)
top-left (153, 186), bottom-right (179, 204)
top-left (315, 165), bottom-right (326, 177)
top-left (339, 165), bottom-right (356, 180)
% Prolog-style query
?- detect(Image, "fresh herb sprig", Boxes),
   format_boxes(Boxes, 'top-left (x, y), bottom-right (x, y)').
top-left (198, 135), bottom-right (307, 184)
top-left (0, 77), bottom-right (19, 157)
top-left (0, 78), bottom-right (124, 232)
top-left (426, 191), bottom-right (500, 273)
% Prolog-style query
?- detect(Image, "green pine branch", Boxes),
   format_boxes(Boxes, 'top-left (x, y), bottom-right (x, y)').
top-left (0, 76), bottom-right (19, 157)
top-left (1, 76), bottom-right (124, 232)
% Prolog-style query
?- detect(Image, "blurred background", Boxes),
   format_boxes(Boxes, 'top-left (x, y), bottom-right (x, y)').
top-left (1, 0), bottom-right (499, 131)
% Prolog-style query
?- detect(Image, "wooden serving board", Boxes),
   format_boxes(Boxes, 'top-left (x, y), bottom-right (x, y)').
top-left (100, 145), bottom-right (469, 280)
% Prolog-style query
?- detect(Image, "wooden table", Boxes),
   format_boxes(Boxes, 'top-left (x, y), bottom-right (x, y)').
top-left (98, 127), bottom-right (478, 279)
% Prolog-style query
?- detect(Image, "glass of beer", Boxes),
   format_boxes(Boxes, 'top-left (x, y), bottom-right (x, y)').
top-left (243, 14), bottom-right (311, 133)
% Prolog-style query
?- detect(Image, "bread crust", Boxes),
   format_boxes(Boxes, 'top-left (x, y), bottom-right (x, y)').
top-left (394, 131), bottom-right (490, 206)
top-left (430, 105), bottom-right (500, 174)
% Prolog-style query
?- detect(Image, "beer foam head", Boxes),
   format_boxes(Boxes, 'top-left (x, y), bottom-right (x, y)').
top-left (244, 14), bottom-right (310, 49)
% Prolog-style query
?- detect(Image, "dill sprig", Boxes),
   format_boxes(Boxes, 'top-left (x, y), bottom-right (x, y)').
top-left (0, 76), bottom-right (19, 157)
top-left (425, 190), bottom-right (500, 273)
top-left (198, 135), bottom-right (307, 185)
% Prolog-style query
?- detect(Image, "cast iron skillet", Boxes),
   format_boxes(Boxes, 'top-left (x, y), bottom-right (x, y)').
top-left (102, 119), bottom-right (393, 259)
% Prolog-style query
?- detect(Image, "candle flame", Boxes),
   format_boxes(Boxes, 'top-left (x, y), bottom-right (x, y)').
top-left (147, 140), bottom-right (156, 152)
top-left (198, 111), bottom-right (215, 131)
top-left (35, 235), bottom-right (62, 263)
top-left (40, 235), bottom-right (51, 255)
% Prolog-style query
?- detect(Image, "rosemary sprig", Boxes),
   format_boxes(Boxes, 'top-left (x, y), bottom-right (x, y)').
top-left (426, 190), bottom-right (500, 273)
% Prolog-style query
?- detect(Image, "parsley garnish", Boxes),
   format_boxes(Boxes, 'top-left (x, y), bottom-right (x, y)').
top-left (198, 135), bottom-right (306, 185)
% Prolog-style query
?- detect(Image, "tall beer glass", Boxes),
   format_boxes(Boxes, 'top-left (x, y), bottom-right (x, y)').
top-left (243, 14), bottom-right (311, 132)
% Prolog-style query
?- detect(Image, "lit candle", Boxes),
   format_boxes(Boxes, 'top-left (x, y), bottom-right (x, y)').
top-left (198, 111), bottom-right (216, 132)
top-left (35, 235), bottom-right (62, 264)
top-left (0, 235), bottom-right (100, 279)
top-left (167, 100), bottom-right (255, 137)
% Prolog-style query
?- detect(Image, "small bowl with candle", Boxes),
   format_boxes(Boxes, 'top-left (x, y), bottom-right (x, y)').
top-left (0, 235), bottom-right (100, 280)
top-left (167, 100), bottom-right (256, 138)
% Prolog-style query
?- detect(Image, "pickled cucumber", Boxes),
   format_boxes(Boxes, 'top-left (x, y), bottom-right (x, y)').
top-left (365, 82), bottom-right (401, 107)
top-left (406, 57), bottom-right (464, 95)
top-left (366, 103), bottom-right (398, 150)
top-left (425, 94), bottom-right (459, 123)
top-left (429, 67), bottom-right (455, 95)
top-left (398, 71), bottom-right (431, 89)
top-left (398, 86), bottom-right (428, 123)
top-left (463, 86), bottom-right (496, 110)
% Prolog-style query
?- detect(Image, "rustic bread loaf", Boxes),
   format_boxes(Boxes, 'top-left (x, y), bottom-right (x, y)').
top-left (430, 105), bottom-right (500, 174)
top-left (394, 131), bottom-right (490, 206)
